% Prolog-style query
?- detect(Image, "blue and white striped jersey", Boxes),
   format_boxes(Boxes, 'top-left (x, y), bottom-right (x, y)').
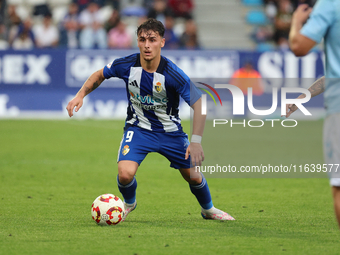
top-left (103, 53), bottom-right (201, 132)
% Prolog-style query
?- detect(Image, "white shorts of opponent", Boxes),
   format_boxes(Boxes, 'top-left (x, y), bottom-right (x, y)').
top-left (324, 113), bottom-right (340, 187)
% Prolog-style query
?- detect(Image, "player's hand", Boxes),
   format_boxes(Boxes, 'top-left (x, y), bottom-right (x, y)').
top-left (292, 4), bottom-right (313, 24)
top-left (66, 96), bottom-right (83, 117)
top-left (282, 94), bottom-right (307, 118)
top-left (283, 103), bottom-right (298, 118)
top-left (185, 143), bottom-right (205, 167)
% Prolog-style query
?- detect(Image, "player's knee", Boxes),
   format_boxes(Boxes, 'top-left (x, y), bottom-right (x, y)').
top-left (118, 172), bottom-right (134, 185)
top-left (180, 168), bottom-right (202, 185)
top-left (187, 176), bottom-right (202, 185)
top-left (332, 186), bottom-right (340, 199)
top-left (117, 161), bottom-right (138, 185)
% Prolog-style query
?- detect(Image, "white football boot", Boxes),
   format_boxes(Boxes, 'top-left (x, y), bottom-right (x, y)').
top-left (121, 201), bottom-right (137, 222)
top-left (201, 207), bottom-right (235, 221)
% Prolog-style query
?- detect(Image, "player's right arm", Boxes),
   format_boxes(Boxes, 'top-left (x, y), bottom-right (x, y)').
top-left (66, 68), bottom-right (105, 117)
top-left (289, 4), bottom-right (315, 56)
top-left (285, 76), bottom-right (325, 117)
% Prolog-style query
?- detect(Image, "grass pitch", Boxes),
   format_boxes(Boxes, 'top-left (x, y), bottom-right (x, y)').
top-left (0, 120), bottom-right (339, 255)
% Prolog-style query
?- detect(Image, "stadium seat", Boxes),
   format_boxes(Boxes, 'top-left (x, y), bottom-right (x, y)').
top-left (98, 5), bottom-right (114, 23)
top-left (246, 10), bottom-right (268, 25)
top-left (27, 0), bottom-right (48, 5)
top-left (7, 0), bottom-right (24, 4)
top-left (52, 5), bottom-right (68, 24)
top-left (0, 40), bottom-right (9, 50)
top-left (121, 6), bottom-right (147, 17)
top-left (15, 5), bottom-right (32, 20)
top-left (256, 42), bottom-right (275, 52)
top-left (48, 0), bottom-right (71, 6)
top-left (242, 0), bottom-right (264, 7)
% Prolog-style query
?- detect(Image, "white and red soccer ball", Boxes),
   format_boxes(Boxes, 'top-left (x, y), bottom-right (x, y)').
top-left (91, 194), bottom-right (125, 226)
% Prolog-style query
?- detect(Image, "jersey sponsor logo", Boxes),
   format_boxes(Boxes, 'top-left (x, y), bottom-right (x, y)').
top-left (106, 62), bottom-right (112, 69)
top-left (133, 102), bottom-right (167, 111)
top-left (122, 145), bottom-right (130, 155)
top-left (129, 92), bottom-right (168, 104)
top-left (129, 80), bottom-right (139, 88)
top-left (154, 82), bottom-right (162, 93)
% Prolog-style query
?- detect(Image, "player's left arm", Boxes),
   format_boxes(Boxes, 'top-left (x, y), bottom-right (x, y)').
top-left (185, 97), bottom-right (206, 167)
top-left (173, 66), bottom-right (205, 166)
top-left (289, 4), bottom-right (316, 56)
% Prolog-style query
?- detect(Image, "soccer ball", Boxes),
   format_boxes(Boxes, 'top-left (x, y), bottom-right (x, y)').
top-left (91, 194), bottom-right (125, 226)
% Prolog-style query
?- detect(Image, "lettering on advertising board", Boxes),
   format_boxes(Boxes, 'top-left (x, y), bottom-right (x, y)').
top-left (65, 50), bottom-right (239, 88)
top-left (0, 54), bottom-right (51, 84)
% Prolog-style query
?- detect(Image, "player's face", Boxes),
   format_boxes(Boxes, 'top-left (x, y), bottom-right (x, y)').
top-left (137, 30), bottom-right (165, 62)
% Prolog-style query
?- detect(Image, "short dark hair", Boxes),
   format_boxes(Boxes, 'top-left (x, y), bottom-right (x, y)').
top-left (137, 18), bottom-right (165, 37)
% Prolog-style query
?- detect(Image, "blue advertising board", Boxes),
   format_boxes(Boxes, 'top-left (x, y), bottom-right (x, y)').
top-left (0, 49), bottom-right (325, 119)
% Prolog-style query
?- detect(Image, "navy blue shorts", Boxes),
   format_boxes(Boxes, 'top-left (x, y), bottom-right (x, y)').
top-left (117, 125), bottom-right (191, 169)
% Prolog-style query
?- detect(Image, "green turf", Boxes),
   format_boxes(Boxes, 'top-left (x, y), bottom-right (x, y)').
top-left (0, 120), bottom-right (338, 255)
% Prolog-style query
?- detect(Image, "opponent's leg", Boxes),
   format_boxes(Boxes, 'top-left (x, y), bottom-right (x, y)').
top-left (118, 160), bottom-right (138, 221)
top-left (332, 186), bottom-right (340, 228)
top-left (324, 115), bottom-right (340, 228)
top-left (179, 167), bottom-right (235, 221)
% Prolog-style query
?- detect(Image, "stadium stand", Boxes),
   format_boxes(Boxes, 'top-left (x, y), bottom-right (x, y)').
top-left (1, 0), bottom-right (318, 50)
top-left (194, 0), bottom-right (253, 49)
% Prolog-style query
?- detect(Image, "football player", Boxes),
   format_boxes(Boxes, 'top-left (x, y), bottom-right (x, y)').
top-left (66, 18), bottom-right (234, 221)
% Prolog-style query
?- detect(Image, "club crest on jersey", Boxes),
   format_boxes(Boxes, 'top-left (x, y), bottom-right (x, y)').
top-left (122, 145), bottom-right (130, 156)
top-left (154, 82), bottom-right (162, 93)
